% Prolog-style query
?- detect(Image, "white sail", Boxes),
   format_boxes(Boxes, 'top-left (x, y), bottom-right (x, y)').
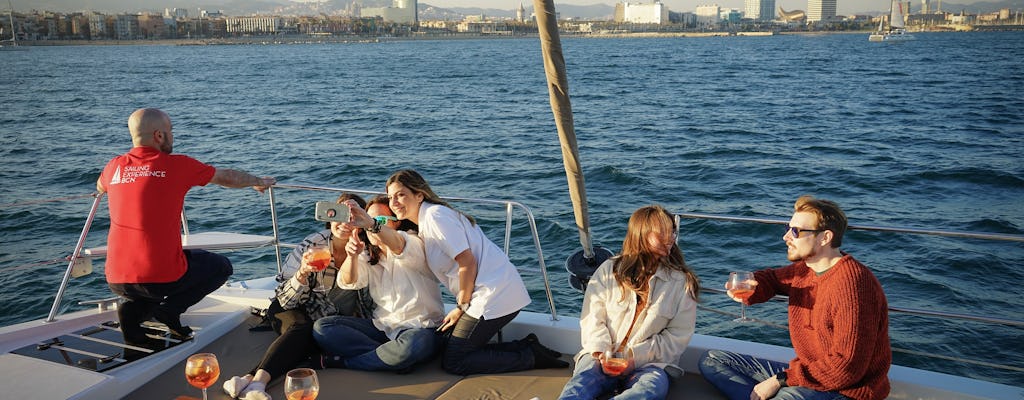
top-left (890, 0), bottom-right (906, 29)
top-left (870, 0), bottom-right (914, 41)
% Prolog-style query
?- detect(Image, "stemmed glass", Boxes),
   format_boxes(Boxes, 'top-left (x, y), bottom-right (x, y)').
top-left (727, 271), bottom-right (757, 322)
top-left (304, 243), bottom-right (332, 293)
top-left (285, 368), bottom-right (320, 400)
top-left (185, 353), bottom-right (220, 400)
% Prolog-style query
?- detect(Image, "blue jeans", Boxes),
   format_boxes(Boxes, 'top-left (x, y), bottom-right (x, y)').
top-left (558, 355), bottom-right (670, 400)
top-left (313, 315), bottom-right (441, 371)
top-left (698, 350), bottom-right (850, 400)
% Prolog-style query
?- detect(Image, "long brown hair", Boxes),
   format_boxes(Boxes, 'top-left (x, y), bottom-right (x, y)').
top-left (614, 205), bottom-right (700, 303)
top-left (385, 169), bottom-right (476, 225)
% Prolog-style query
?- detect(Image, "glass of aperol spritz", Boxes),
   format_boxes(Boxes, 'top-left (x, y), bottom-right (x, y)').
top-left (185, 353), bottom-right (220, 400)
top-left (600, 347), bottom-right (634, 377)
top-left (304, 243), bottom-right (332, 292)
top-left (285, 368), bottom-right (319, 400)
top-left (727, 271), bottom-right (757, 322)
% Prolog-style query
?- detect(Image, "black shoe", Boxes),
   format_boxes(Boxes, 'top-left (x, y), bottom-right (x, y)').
top-left (319, 354), bottom-right (347, 369)
top-left (118, 301), bottom-right (154, 344)
top-left (524, 333), bottom-right (561, 358)
top-left (528, 339), bottom-right (569, 369)
top-left (152, 307), bottom-right (193, 339)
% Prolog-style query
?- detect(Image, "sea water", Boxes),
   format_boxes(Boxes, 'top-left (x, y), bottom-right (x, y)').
top-left (1, 32), bottom-right (1021, 386)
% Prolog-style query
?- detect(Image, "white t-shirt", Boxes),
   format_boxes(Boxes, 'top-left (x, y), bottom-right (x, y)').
top-left (417, 202), bottom-right (531, 320)
top-left (339, 230), bottom-right (444, 340)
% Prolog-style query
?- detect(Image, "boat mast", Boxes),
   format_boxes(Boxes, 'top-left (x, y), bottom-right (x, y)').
top-left (7, 0), bottom-right (15, 45)
top-left (877, 1), bottom-right (887, 32)
top-left (533, 0), bottom-right (610, 283)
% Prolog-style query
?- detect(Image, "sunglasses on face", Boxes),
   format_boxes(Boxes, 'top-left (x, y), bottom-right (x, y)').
top-left (787, 226), bottom-right (824, 238)
top-left (374, 215), bottom-right (399, 225)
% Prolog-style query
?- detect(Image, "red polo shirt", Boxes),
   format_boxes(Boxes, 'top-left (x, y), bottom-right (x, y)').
top-left (99, 146), bottom-right (215, 284)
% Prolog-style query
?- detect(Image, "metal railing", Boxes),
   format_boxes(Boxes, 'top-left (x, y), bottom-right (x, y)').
top-left (261, 183), bottom-right (560, 319)
top-left (45, 183), bottom-right (560, 323)
top-left (675, 211), bottom-right (1024, 373)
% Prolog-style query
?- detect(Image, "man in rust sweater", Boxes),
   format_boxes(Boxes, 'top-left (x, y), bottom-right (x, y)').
top-left (699, 195), bottom-right (891, 400)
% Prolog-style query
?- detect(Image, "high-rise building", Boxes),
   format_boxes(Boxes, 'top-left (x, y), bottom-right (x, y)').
top-left (744, 0), bottom-right (775, 20)
top-left (616, 2), bottom-right (669, 24)
top-left (696, 4), bottom-right (721, 28)
top-left (921, 0), bottom-right (930, 14)
top-left (806, 0), bottom-right (836, 22)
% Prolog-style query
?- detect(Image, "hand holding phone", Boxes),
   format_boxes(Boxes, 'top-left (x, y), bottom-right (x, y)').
top-left (315, 201), bottom-right (350, 222)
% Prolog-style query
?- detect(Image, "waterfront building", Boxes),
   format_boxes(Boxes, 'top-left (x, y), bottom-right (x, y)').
top-left (87, 13), bottom-right (107, 39)
top-left (696, 4), bottom-right (721, 28)
top-left (806, 0), bottom-right (836, 22)
top-left (921, 0), bottom-right (930, 14)
top-left (517, 3), bottom-right (526, 22)
top-left (164, 8), bottom-right (188, 20)
top-left (720, 8), bottom-right (743, 24)
top-left (615, 1), bottom-right (670, 24)
top-left (138, 14), bottom-right (167, 39)
top-left (362, 0), bottom-right (417, 25)
top-left (114, 14), bottom-right (139, 40)
top-left (744, 0), bottom-right (776, 21)
top-left (225, 16), bottom-right (282, 34)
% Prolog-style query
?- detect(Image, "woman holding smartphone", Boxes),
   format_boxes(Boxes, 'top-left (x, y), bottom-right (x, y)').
top-left (222, 193), bottom-right (372, 400)
top-left (369, 169), bottom-right (567, 375)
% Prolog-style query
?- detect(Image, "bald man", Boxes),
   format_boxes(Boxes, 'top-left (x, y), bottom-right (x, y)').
top-left (97, 108), bottom-right (276, 345)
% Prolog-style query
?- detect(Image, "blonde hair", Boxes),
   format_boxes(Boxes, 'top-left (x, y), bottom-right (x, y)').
top-left (794, 195), bottom-right (847, 248)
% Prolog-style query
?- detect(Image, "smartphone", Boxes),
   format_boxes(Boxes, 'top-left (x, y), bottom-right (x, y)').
top-left (314, 201), bottom-right (350, 222)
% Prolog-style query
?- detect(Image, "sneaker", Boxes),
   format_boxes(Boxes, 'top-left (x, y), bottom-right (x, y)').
top-left (223, 375), bottom-right (253, 398)
top-left (239, 381), bottom-right (271, 400)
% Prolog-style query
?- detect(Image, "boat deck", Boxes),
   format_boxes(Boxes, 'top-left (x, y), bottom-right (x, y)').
top-left (125, 315), bottom-right (727, 400)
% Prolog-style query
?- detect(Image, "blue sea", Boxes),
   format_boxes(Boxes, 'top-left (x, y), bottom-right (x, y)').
top-left (1, 32), bottom-right (1022, 387)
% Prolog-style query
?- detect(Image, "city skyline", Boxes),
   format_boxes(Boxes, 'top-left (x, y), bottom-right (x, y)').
top-left (21, 0), bottom-right (1012, 16)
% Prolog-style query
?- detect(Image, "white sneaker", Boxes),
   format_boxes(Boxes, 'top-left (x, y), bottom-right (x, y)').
top-left (223, 375), bottom-right (253, 398)
top-left (239, 381), bottom-right (271, 400)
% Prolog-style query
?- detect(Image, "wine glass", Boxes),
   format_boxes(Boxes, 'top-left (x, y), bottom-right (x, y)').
top-left (185, 353), bottom-right (220, 400)
top-left (304, 243), bottom-right (332, 293)
top-left (727, 271), bottom-right (757, 322)
top-left (285, 368), bottom-right (320, 400)
top-left (599, 347), bottom-right (634, 377)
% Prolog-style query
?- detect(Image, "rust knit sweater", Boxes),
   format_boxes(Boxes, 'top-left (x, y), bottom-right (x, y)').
top-left (751, 254), bottom-right (891, 400)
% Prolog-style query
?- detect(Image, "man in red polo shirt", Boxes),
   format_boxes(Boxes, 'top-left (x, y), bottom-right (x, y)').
top-left (97, 108), bottom-right (275, 344)
top-left (698, 196), bottom-right (891, 400)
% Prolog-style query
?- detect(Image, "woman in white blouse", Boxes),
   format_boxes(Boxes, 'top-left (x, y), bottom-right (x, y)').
top-left (558, 205), bottom-right (700, 400)
top-left (312, 195), bottom-right (445, 371)
top-left (383, 169), bottom-right (567, 374)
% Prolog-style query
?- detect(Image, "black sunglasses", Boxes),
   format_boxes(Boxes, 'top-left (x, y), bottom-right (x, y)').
top-left (787, 226), bottom-right (824, 238)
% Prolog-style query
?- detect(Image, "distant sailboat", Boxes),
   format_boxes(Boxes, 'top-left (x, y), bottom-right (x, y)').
top-left (869, 0), bottom-right (915, 42)
top-left (1, 0), bottom-right (26, 50)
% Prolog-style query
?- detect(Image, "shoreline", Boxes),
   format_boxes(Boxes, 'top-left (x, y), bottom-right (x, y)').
top-left (17, 29), bottom-right (1015, 46)
top-left (16, 30), bottom-right (875, 46)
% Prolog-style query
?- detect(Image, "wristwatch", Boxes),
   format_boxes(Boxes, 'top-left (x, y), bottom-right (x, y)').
top-left (775, 370), bottom-right (788, 387)
top-left (457, 302), bottom-right (471, 312)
